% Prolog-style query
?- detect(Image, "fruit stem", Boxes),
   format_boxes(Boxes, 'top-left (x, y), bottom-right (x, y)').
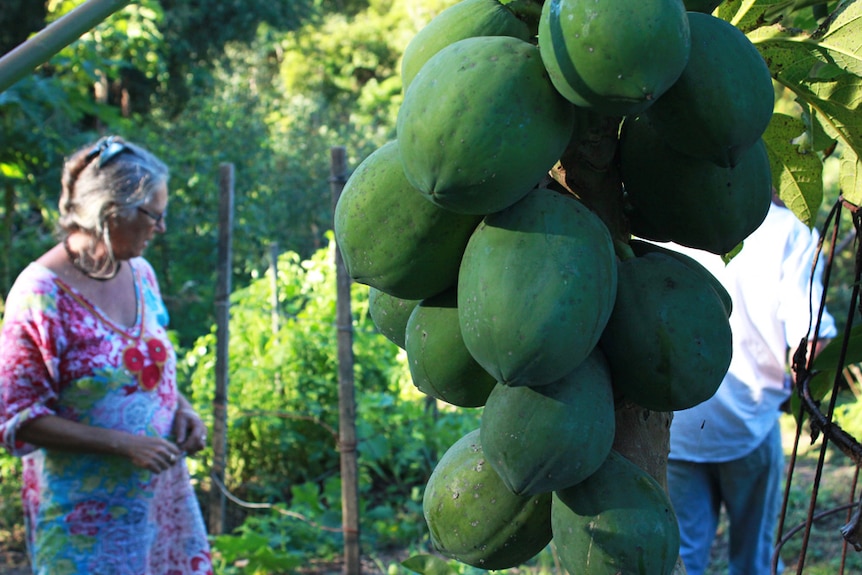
top-left (549, 112), bottom-right (630, 246)
top-left (501, 0), bottom-right (543, 38)
top-left (614, 239), bottom-right (636, 261)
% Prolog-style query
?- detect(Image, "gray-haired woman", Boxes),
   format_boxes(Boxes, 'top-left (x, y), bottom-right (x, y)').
top-left (0, 136), bottom-right (212, 574)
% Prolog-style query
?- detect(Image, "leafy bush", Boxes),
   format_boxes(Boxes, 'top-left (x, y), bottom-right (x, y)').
top-left (180, 236), bottom-right (481, 567)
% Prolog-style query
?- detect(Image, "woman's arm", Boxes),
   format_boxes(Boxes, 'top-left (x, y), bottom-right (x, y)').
top-left (173, 395), bottom-right (208, 454)
top-left (17, 414), bottom-right (182, 473)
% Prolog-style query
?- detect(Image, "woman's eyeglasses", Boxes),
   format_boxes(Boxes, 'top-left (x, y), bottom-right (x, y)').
top-left (85, 136), bottom-right (131, 169)
top-left (137, 206), bottom-right (166, 227)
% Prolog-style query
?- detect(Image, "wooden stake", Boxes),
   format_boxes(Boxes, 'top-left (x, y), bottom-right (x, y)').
top-left (211, 162), bottom-right (234, 535)
top-left (331, 146), bottom-right (361, 574)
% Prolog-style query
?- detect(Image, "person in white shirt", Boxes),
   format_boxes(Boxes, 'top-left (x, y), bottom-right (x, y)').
top-left (666, 197), bottom-right (837, 575)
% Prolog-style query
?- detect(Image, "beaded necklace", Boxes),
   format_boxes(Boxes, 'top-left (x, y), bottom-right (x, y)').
top-left (54, 264), bottom-right (168, 391)
top-left (63, 236), bottom-right (122, 281)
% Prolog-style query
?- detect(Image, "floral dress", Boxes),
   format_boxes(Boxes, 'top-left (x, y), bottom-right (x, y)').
top-left (0, 259), bottom-right (212, 575)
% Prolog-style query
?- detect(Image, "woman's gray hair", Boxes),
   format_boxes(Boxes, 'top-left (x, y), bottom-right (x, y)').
top-left (58, 136), bottom-right (169, 273)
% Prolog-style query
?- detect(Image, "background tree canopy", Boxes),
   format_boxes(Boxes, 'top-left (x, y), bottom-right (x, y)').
top-left (4, 0), bottom-right (856, 345)
top-left (0, 0), bottom-right (454, 345)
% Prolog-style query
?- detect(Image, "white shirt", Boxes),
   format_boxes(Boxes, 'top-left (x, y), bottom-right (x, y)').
top-left (666, 203), bottom-right (837, 462)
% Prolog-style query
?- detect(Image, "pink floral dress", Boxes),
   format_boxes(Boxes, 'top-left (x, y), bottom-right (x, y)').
top-left (0, 259), bottom-right (212, 575)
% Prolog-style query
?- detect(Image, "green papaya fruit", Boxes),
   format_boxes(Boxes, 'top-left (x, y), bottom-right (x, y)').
top-left (333, 140), bottom-right (481, 300)
top-left (480, 348), bottom-right (615, 496)
top-left (368, 287), bottom-right (420, 349)
top-left (644, 12), bottom-right (774, 167)
top-left (599, 251), bottom-right (732, 411)
top-left (629, 239), bottom-right (732, 317)
top-left (458, 188), bottom-right (617, 387)
top-left (552, 450), bottom-right (680, 575)
top-left (405, 287), bottom-right (496, 408)
top-left (423, 429), bottom-right (553, 570)
top-left (397, 36), bottom-right (577, 215)
top-left (683, 0), bottom-right (723, 12)
top-left (537, 0), bottom-right (690, 116)
top-left (401, 0), bottom-right (531, 90)
top-left (620, 115), bottom-right (772, 255)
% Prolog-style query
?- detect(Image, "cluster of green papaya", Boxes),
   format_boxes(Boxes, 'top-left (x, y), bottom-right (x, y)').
top-left (334, 0), bottom-right (774, 572)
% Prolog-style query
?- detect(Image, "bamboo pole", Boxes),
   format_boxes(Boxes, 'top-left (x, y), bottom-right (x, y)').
top-left (331, 146), bottom-right (360, 575)
top-left (269, 242), bottom-right (280, 336)
top-left (269, 241), bottom-right (283, 396)
top-left (0, 0), bottom-right (132, 94)
top-left (210, 163), bottom-right (234, 535)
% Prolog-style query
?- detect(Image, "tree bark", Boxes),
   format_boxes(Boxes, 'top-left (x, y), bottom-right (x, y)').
top-left (552, 113), bottom-right (688, 575)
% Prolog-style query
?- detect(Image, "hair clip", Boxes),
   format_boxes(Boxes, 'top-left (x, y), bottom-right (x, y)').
top-left (85, 136), bottom-right (130, 169)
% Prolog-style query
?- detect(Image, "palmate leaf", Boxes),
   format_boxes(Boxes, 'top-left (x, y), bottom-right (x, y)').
top-left (811, 0), bottom-right (862, 77)
top-left (750, 18), bottom-right (862, 204)
top-left (764, 112), bottom-right (824, 225)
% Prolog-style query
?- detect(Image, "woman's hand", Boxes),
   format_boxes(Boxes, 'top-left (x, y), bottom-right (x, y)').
top-left (124, 434), bottom-right (184, 473)
top-left (172, 405), bottom-right (207, 455)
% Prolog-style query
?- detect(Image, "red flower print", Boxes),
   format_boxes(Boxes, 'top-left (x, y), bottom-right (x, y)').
top-left (147, 338), bottom-right (167, 363)
top-left (123, 346), bottom-right (145, 373)
top-left (191, 552), bottom-right (213, 574)
top-left (66, 500), bottom-right (111, 537)
top-left (141, 363), bottom-right (161, 391)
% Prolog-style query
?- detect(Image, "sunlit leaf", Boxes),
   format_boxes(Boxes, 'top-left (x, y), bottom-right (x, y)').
top-left (751, 25), bottom-right (862, 198)
top-left (401, 554), bottom-right (458, 575)
top-left (718, 0), bottom-right (795, 32)
top-left (811, 0), bottom-right (862, 77)
top-left (0, 162), bottom-right (26, 179)
top-left (798, 98), bottom-right (838, 152)
top-left (722, 241), bottom-right (745, 264)
top-left (764, 112), bottom-right (824, 224)
top-left (837, 145), bottom-right (862, 204)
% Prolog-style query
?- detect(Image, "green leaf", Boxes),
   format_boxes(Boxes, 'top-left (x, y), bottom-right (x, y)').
top-left (751, 25), bottom-right (862, 203)
top-left (764, 113), bottom-right (824, 225)
top-left (790, 322), bottom-right (862, 424)
top-left (0, 162), bottom-right (25, 179)
top-left (401, 554), bottom-right (458, 575)
top-left (798, 99), bottom-right (838, 152)
top-left (812, 323), bottom-right (862, 371)
top-left (249, 546), bottom-right (303, 570)
top-left (838, 145), bottom-right (862, 203)
top-left (722, 241), bottom-right (745, 263)
top-left (718, 0), bottom-right (796, 33)
top-left (212, 532), bottom-right (271, 560)
top-left (811, 0), bottom-right (862, 77)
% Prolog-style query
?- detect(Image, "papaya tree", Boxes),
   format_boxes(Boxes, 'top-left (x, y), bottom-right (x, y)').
top-left (334, 0), bottom-right (862, 572)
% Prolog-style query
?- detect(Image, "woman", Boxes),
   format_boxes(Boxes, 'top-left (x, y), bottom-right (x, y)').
top-left (0, 136), bottom-right (212, 574)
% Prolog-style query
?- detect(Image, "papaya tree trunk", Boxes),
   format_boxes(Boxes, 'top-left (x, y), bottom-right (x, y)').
top-left (551, 115), bottom-right (688, 575)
